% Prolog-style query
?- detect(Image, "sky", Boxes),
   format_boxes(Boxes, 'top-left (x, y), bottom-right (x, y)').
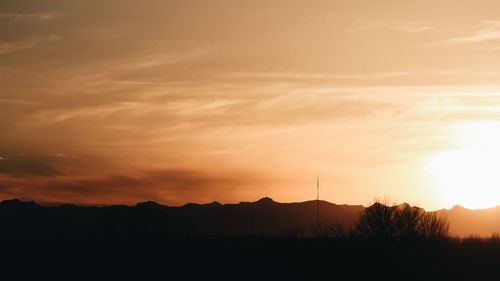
top-left (2, 0), bottom-right (500, 209)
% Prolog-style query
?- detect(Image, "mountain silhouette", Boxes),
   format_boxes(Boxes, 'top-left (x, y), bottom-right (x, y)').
top-left (437, 205), bottom-right (500, 236)
top-left (0, 197), bottom-right (499, 241)
top-left (0, 197), bottom-right (363, 244)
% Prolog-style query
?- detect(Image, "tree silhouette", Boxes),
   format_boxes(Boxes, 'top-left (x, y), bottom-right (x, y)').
top-left (354, 200), bottom-right (449, 240)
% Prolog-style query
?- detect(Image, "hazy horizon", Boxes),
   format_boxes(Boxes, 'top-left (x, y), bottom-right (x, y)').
top-left (3, 1), bottom-right (500, 210)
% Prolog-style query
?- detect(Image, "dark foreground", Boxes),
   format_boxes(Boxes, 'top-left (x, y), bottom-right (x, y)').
top-left (1, 198), bottom-right (500, 280)
top-left (2, 237), bottom-right (500, 280)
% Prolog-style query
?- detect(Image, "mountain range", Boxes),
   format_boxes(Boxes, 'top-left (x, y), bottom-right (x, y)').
top-left (0, 197), bottom-right (499, 240)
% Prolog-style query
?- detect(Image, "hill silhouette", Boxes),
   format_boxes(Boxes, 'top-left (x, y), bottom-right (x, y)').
top-left (437, 205), bottom-right (500, 237)
top-left (1, 197), bottom-right (499, 240)
top-left (0, 197), bottom-right (363, 243)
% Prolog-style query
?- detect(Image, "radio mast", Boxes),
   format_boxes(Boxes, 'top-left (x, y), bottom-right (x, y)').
top-left (317, 174), bottom-right (320, 226)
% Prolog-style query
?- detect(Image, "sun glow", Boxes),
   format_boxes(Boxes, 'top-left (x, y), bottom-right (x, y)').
top-left (423, 121), bottom-right (500, 209)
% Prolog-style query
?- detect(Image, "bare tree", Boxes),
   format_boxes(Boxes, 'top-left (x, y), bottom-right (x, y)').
top-left (418, 211), bottom-right (449, 239)
top-left (354, 200), bottom-right (449, 240)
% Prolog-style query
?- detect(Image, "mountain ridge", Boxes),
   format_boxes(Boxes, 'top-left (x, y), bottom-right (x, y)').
top-left (1, 197), bottom-right (499, 237)
top-left (6, 196), bottom-right (498, 211)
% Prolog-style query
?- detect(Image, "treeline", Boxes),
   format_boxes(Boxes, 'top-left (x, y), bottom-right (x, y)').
top-left (309, 200), bottom-right (449, 240)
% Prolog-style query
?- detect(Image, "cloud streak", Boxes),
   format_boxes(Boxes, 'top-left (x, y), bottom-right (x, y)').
top-left (0, 40), bottom-right (37, 55)
top-left (0, 35), bottom-right (62, 56)
top-left (348, 20), bottom-right (431, 33)
top-left (0, 169), bottom-right (273, 205)
top-left (0, 12), bottom-right (61, 23)
top-left (443, 21), bottom-right (500, 44)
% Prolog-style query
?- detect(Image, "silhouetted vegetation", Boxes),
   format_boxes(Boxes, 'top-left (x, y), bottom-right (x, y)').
top-left (353, 200), bottom-right (449, 240)
top-left (1, 198), bottom-right (499, 280)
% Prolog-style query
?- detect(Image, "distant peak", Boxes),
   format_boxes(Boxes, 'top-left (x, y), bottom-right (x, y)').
top-left (135, 201), bottom-right (163, 208)
top-left (0, 199), bottom-right (39, 208)
top-left (255, 197), bottom-right (276, 205)
top-left (205, 201), bottom-right (222, 207)
top-left (1, 199), bottom-right (21, 205)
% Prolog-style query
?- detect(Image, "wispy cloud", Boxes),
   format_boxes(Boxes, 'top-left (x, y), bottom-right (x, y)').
top-left (0, 12), bottom-right (61, 23)
top-left (349, 20), bottom-right (431, 33)
top-left (229, 71), bottom-right (411, 81)
top-left (443, 21), bottom-right (500, 44)
top-left (0, 40), bottom-right (37, 55)
top-left (0, 169), bottom-right (272, 205)
top-left (115, 47), bottom-right (210, 69)
top-left (0, 35), bottom-right (62, 55)
top-left (0, 153), bottom-right (88, 177)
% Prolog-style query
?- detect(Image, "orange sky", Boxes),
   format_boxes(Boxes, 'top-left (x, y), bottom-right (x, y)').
top-left (2, 0), bottom-right (500, 209)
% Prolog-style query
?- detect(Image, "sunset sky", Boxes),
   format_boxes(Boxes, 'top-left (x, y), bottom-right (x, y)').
top-left (2, 0), bottom-right (500, 209)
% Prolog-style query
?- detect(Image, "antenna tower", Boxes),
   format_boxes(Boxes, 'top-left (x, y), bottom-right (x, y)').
top-left (317, 174), bottom-right (320, 226)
